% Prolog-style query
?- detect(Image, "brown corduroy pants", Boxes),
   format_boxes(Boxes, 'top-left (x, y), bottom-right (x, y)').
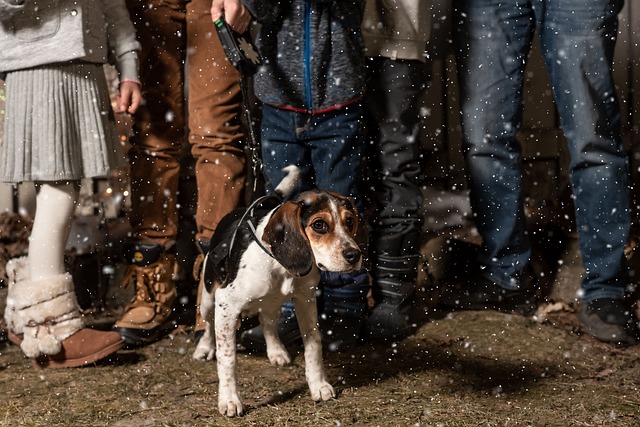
top-left (125, 0), bottom-right (246, 247)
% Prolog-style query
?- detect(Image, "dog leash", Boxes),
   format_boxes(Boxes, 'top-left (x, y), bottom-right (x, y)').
top-left (214, 15), bottom-right (277, 197)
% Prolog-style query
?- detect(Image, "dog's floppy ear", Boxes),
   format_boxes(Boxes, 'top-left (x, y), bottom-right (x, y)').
top-left (262, 200), bottom-right (314, 277)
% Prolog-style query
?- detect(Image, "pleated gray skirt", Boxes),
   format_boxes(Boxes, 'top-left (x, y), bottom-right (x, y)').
top-left (1, 62), bottom-right (123, 183)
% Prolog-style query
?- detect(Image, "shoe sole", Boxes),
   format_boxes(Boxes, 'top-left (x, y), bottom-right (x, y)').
top-left (361, 304), bottom-right (414, 343)
top-left (241, 327), bottom-right (362, 353)
top-left (193, 329), bottom-right (205, 346)
top-left (240, 327), bottom-right (304, 353)
top-left (240, 331), bottom-right (302, 353)
top-left (113, 318), bottom-right (177, 348)
top-left (33, 337), bottom-right (125, 369)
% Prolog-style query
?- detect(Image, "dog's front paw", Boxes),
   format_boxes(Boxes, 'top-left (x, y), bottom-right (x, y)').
top-left (267, 347), bottom-right (292, 366)
top-left (309, 381), bottom-right (335, 402)
top-left (218, 394), bottom-right (244, 417)
top-left (192, 341), bottom-right (215, 361)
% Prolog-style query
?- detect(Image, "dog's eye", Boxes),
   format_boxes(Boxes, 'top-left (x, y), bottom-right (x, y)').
top-left (345, 216), bottom-right (355, 231)
top-left (311, 219), bottom-right (328, 234)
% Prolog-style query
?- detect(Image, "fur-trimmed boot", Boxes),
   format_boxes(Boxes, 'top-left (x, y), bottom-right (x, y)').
top-left (4, 256), bottom-right (124, 368)
top-left (4, 256), bottom-right (30, 345)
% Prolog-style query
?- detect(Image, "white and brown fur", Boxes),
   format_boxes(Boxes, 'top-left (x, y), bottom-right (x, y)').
top-left (192, 166), bottom-right (362, 417)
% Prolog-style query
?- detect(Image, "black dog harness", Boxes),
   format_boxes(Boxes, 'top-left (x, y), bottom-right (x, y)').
top-left (203, 195), bottom-right (280, 289)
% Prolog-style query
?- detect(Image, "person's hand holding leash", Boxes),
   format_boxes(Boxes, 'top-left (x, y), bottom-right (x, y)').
top-left (211, 0), bottom-right (251, 33)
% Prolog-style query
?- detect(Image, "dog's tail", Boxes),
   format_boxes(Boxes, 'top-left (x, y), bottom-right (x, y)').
top-left (274, 165), bottom-right (300, 199)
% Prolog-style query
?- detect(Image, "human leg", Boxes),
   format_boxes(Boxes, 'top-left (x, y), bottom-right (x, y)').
top-left (454, 0), bottom-right (535, 289)
top-left (114, 0), bottom-right (187, 345)
top-left (125, 0), bottom-right (186, 245)
top-left (186, 0), bottom-right (248, 341)
top-left (537, 0), bottom-right (636, 344)
top-left (307, 104), bottom-right (370, 349)
top-left (362, 57), bottom-right (427, 341)
top-left (186, 0), bottom-right (247, 243)
top-left (306, 103), bottom-right (365, 204)
top-left (438, 0), bottom-right (538, 314)
top-left (5, 181), bottom-right (124, 367)
top-left (240, 106), bottom-right (313, 351)
top-left (259, 105), bottom-right (314, 195)
top-left (538, 0), bottom-right (629, 302)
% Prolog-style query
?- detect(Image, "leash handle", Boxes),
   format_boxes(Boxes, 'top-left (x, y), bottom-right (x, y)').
top-left (214, 14), bottom-right (261, 75)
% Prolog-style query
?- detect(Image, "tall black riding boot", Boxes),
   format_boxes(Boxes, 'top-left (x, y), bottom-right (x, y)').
top-left (362, 254), bottom-right (420, 342)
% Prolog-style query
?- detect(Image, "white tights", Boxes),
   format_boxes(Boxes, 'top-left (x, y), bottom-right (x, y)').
top-left (29, 181), bottom-right (79, 280)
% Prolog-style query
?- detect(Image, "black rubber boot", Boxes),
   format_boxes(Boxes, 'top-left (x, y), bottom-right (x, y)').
top-left (362, 254), bottom-right (420, 342)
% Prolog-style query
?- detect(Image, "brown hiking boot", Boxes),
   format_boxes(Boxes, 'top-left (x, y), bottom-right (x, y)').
top-left (113, 244), bottom-right (178, 347)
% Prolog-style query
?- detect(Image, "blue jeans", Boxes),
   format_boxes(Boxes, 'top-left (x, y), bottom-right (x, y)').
top-left (261, 103), bottom-right (368, 324)
top-left (454, 0), bottom-right (630, 300)
top-left (260, 103), bottom-right (364, 207)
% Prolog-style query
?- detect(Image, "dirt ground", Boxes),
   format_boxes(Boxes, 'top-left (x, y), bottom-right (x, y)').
top-left (2, 228), bottom-right (640, 427)
top-left (1, 303), bottom-right (639, 426)
top-left (2, 207), bottom-right (640, 427)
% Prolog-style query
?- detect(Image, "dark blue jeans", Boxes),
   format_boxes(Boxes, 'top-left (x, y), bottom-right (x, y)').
top-left (260, 103), bottom-right (364, 207)
top-left (260, 103), bottom-right (368, 330)
top-left (454, 0), bottom-right (630, 301)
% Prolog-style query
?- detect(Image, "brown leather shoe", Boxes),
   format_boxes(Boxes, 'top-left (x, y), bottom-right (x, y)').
top-left (113, 250), bottom-right (178, 347)
top-left (33, 328), bottom-right (124, 369)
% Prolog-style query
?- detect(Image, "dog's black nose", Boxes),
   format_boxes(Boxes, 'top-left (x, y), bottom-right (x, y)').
top-left (342, 248), bottom-right (361, 265)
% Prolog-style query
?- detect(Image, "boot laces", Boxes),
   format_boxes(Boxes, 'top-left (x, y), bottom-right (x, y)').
top-left (122, 264), bottom-right (163, 306)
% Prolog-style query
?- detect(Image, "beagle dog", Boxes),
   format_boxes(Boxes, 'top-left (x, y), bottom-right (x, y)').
top-left (192, 166), bottom-right (362, 417)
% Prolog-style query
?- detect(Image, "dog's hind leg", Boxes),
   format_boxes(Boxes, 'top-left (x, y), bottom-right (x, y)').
top-left (192, 280), bottom-right (216, 361)
top-left (192, 322), bottom-right (216, 361)
top-left (260, 308), bottom-right (292, 366)
top-left (293, 292), bottom-right (335, 402)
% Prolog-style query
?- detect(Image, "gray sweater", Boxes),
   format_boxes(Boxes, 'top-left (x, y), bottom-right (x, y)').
top-left (243, 0), bottom-right (366, 114)
top-left (0, 0), bottom-right (140, 79)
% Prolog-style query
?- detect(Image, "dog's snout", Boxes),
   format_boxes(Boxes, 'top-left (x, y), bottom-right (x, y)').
top-left (342, 248), bottom-right (361, 265)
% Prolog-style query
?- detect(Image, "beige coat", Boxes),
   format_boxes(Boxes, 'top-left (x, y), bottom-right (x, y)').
top-left (362, 0), bottom-right (431, 62)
